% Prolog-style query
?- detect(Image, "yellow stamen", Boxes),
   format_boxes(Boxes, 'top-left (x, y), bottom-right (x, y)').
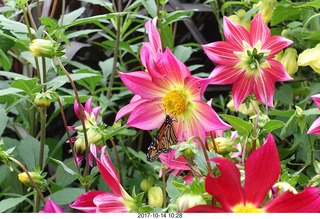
top-left (232, 203), bottom-right (265, 213)
top-left (162, 90), bottom-right (187, 116)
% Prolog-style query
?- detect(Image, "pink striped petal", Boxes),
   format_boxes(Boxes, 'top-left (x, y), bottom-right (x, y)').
top-left (202, 41), bottom-right (241, 65)
top-left (263, 36), bottom-right (293, 58)
top-left (223, 16), bottom-right (250, 49)
top-left (160, 152), bottom-right (190, 171)
top-left (40, 198), bottom-right (63, 213)
top-left (145, 17), bottom-right (162, 54)
top-left (264, 187), bottom-right (320, 212)
top-left (184, 76), bottom-right (210, 99)
top-left (126, 100), bottom-right (164, 130)
top-left (115, 97), bottom-right (148, 122)
top-left (206, 157), bottom-right (245, 211)
top-left (249, 13), bottom-right (270, 47)
top-left (209, 65), bottom-right (244, 85)
top-left (307, 117), bottom-right (320, 136)
top-left (69, 191), bottom-right (105, 213)
top-left (84, 97), bottom-right (93, 114)
top-left (264, 60), bottom-right (293, 81)
top-left (90, 145), bottom-right (123, 197)
top-left (232, 75), bottom-right (254, 110)
top-left (244, 134), bottom-right (280, 206)
top-left (252, 71), bottom-right (275, 108)
top-left (94, 193), bottom-right (128, 213)
top-left (119, 71), bottom-right (165, 99)
top-left (311, 94), bottom-right (320, 109)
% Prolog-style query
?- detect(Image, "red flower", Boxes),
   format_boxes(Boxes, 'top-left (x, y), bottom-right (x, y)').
top-left (186, 134), bottom-right (320, 213)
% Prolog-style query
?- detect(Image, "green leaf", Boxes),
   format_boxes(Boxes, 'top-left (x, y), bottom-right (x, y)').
top-left (0, 88), bottom-right (23, 97)
top-left (48, 188), bottom-right (85, 205)
top-left (16, 135), bottom-right (49, 170)
top-left (262, 120), bottom-right (286, 133)
top-left (50, 157), bottom-right (81, 177)
top-left (174, 45), bottom-right (193, 63)
top-left (46, 73), bottom-right (100, 90)
top-left (59, 7), bottom-right (86, 26)
top-left (0, 107), bottom-right (8, 136)
top-left (0, 196), bottom-right (27, 213)
top-left (0, 71), bottom-right (29, 80)
top-left (219, 114), bottom-right (253, 136)
top-left (269, 109), bottom-right (295, 117)
top-left (11, 78), bottom-right (44, 96)
top-left (55, 158), bottom-right (79, 187)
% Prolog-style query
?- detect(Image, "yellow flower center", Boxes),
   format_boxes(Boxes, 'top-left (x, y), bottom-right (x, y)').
top-left (232, 203), bottom-right (265, 213)
top-left (162, 90), bottom-right (187, 116)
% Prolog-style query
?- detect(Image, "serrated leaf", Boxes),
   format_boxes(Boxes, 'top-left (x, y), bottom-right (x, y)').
top-left (263, 120), bottom-right (285, 133)
top-left (0, 196), bottom-right (27, 213)
top-left (219, 114), bottom-right (253, 136)
top-left (11, 78), bottom-right (44, 95)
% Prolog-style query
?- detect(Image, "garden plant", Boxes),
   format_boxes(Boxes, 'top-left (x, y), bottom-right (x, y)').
top-left (0, 0), bottom-right (320, 214)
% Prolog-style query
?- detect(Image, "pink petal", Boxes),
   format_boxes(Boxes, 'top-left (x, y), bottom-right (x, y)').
top-left (140, 43), bottom-right (158, 70)
top-left (202, 41), bottom-right (241, 65)
top-left (223, 16), bottom-right (250, 49)
top-left (94, 193), bottom-right (128, 213)
top-left (232, 75), bottom-right (254, 110)
top-left (40, 198), bottom-right (63, 213)
top-left (73, 99), bottom-right (82, 120)
top-left (160, 152), bottom-right (190, 171)
top-left (263, 36), bottom-right (293, 58)
top-left (244, 134), bottom-right (280, 206)
top-left (184, 76), bottom-right (210, 99)
top-left (84, 97), bottom-right (93, 114)
top-left (209, 65), bottom-right (244, 85)
top-left (264, 187), bottom-right (320, 212)
top-left (307, 117), bottom-right (320, 136)
top-left (115, 96), bottom-right (147, 122)
top-left (206, 157), bottom-right (245, 211)
top-left (249, 13), bottom-right (270, 47)
top-left (69, 191), bottom-right (105, 213)
top-left (175, 112), bottom-right (206, 142)
top-left (311, 94), bottom-right (320, 109)
top-left (264, 60), bottom-right (293, 82)
top-left (145, 17), bottom-right (162, 54)
top-left (90, 145), bottom-right (124, 197)
top-left (185, 204), bottom-right (227, 213)
top-left (252, 71), bottom-right (275, 108)
top-left (154, 48), bottom-right (190, 85)
top-left (119, 71), bottom-right (165, 99)
top-left (126, 100), bottom-right (164, 130)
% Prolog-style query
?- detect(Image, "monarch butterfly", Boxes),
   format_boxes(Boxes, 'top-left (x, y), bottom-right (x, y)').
top-left (146, 115), bottom-right (178, 162)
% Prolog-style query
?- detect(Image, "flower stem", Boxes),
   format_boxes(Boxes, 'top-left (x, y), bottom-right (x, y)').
top-left (8, 157), bottom-right (46, 211)
top-left (110, 138), bottom-right (123, 185)
top-left (56, 57), bottom-right (90, 192)
top-left (189, 136), bottom-right (212, 173)
top-left (161, 165), bottom-right (167, 208)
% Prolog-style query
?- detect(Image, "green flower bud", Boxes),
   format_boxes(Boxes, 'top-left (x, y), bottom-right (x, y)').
top-left (258, 0), bottom-right (276, 24)
top-left (213, 137), bottom-right (234, 156)
top-left (176, 193), bottom-right (206, 212)
top-left (148, 186), bottom-right (163, 207)
top-left (295, 106), bottom-right (303, 118)
top-left (271, 182), bottom-right (297, 198)
top-left (29, 39), bottom-right (55, 58)
top-left (140, 176), bottom-right (153, 192)
top-left (298, 43), bottom-right (320, 74)
top-left (34, 93), bottom-right (51, 108)
top-left (171, 141), bottom-right (198, 159)
top-left (276, 48), bottom-right (298, 76)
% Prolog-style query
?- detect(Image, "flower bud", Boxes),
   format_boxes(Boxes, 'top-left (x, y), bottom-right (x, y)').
top-left (228, 9), bottom-right (250, 30)
top-left (86, 127), bottom-right (105, 148)
top-left (29, 39), bottom-right (55, 58)
top-left (298, 43), bottom-right (320, 73)
top-left (271, 182), bottom-right (297, 199)
top-left (148, 186), bottom-right (163, 207)
top-left (74, 135), bottom-right (86, 154)
top-left (18, 171), bottom-right (47, 190)
top-left (176, 193), bottom-right (206, 212)
top-left (171, 141), bottom-right (198, 159)
top-left (140, 176), bottom-right (153, 192)
top-left (34, 93), bottom-right (51, 108)
top-left (258, 0), bottom-right (276, 24)
top-left (275, 48), bottom-right (298, 76)
top-left (227, 99), bottom-right (259, 116)
top-left (212, 137), bottom-right (234, 156)
top-left (295, 106), bottom-right (303, 118)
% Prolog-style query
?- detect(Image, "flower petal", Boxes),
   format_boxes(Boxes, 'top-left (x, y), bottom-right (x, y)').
top-left (126, 100), bottom-right (164, 130)
top-left (160, 151), bottom-right (190, 171)
top-left (263, 36), bottom-right (293, 58)
top-left (115, 96), bottom-right (147, 121)
top-left (206, 157), bottom-right (245, 211)
top-left (223, 16), bottom-right (250, 49)
top-left (202, 41), bottom-right (241, 65)
top-left (244, 134), bottom-right (280, 206)
top-left (264, 60), bottom-right (293, 82)
top-left (40, 198), bottom-right (63, 213)
top-left (307, 117), bottom-right (320, 136)
top-left (119, 71), bottom-right (165, 99)
top-left (90, 145), bottom-right (124, 197)
top-left (209, 65), bottom-right (244, 84)
top-left (252, 71), bottom-right (275, 108)
top-left (184, 76), bottom-right (210, 99)
top-left (264, 187), bottom-right (320, 212)
top-left (94, 193), bottom-right (128, 213)
top-left (250, 13), bottom-right (270, 47)
top-left (232, 75), bottom-right (254, 110)
top-left (311, 94), bottom-right (320, 109)
top-left (69, 191), bottom-right (105, 213)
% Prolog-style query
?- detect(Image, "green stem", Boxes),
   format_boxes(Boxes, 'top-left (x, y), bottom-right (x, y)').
top-left (38, 109), bottom-right (46, 170)
top-left (161, 165), bottom-right (167, 208)
top-left (56, 57), bottom-right (90, 192)
top-left (110, 139), bottom-right (123, 185)
top-left (106, 13), bottom-right (122, 100)
top-left (189, 136), bottom-right (212, 173)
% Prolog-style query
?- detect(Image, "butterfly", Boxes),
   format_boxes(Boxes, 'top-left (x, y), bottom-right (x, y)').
top-left (146, 114), bottom-right (178, 162)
